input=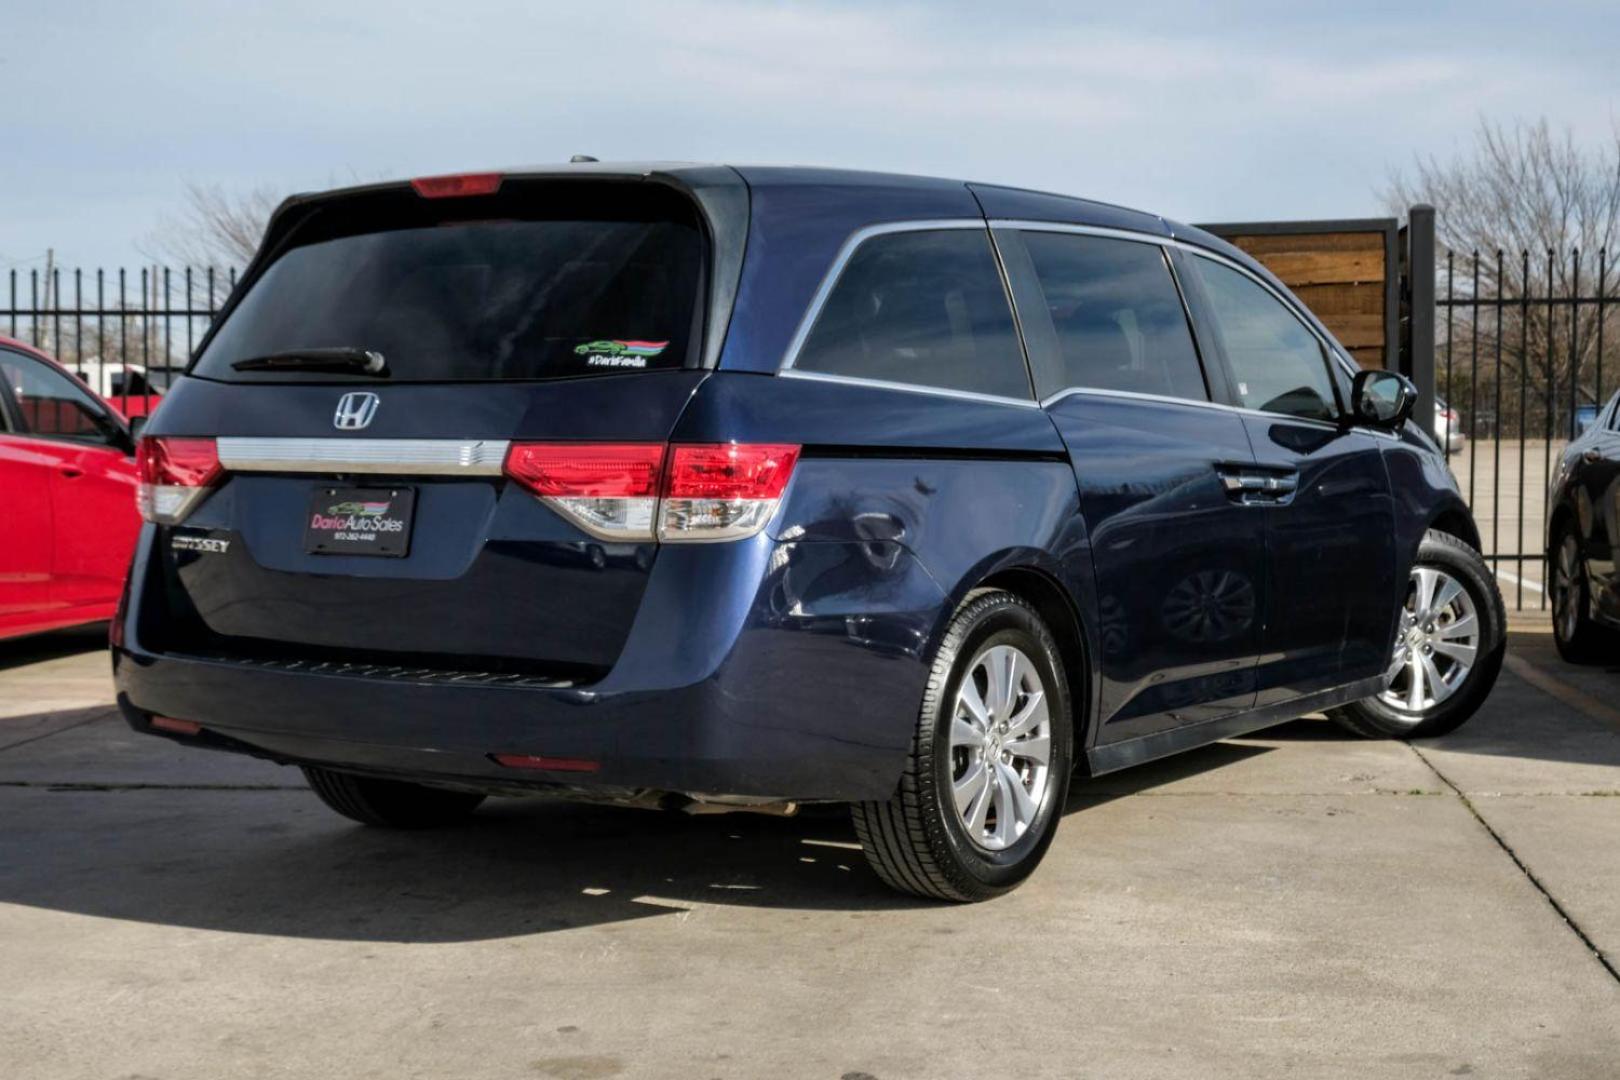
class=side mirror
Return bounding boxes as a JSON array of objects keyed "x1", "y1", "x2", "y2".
[
  {"x1": 108, "y1": 413, "x2": 145, "y2": 457},
  {"x1": 1349, "y1": 369, "x2": 1416, "y2": 430}
]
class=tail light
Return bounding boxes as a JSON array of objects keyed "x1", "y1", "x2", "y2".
[
  {"x1": 659, "y1": 444, "x2": 801, "y2": 541},
  {"x1": 136, "y1": 436, "x2": 223, "y2": 524},
  {"x1": 502, "y1": 442, "x2": 800, "y2": 543},
  {"x1": 503, "y1": 443, "x2": 665, "y2": 540}
]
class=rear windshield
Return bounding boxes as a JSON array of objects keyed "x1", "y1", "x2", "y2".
[{"x1": 191, "y1": 183, "x2": 705, "y2": 382}]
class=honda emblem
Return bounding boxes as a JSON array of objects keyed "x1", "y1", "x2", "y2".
[{"x1": 333, "y1": 392, "x2": 379, "y2": 431}]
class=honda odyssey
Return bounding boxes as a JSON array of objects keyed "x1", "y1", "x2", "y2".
[{"x1": 114, "y1": 164, "x2": 1504, "y2": 900}]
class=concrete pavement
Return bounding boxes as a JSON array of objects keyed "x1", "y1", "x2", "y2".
[{"x1": 2, "y1": 626, "x2": 1618, "y2": 1079}]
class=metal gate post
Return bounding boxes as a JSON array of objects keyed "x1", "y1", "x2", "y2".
[{"x1": 1405, "y1": 204, "x2": 1438, "y2": 441}]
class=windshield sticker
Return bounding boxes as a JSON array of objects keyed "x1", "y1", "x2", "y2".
[{"x1": 574, "y1": 339, "x2": 668, "y2": 369}]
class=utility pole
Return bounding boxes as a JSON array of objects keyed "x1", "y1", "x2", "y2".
[{"x1": 40, "y1": 248, "x2": 54, "y2": 354}]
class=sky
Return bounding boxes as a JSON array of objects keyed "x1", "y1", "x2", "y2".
[{"x1": 2, "y1": 0, "x2": 1617, "y2": 271}]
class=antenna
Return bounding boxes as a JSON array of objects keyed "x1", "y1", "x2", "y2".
[{"x1": 569, "y1": 155, "x2": 599, "y2": 163}]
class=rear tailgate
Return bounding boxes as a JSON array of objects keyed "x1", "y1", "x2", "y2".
[{"x1": 138, "y1": 176, "x2": 724, "y2": 681}]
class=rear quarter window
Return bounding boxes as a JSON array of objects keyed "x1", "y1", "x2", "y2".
[
  {"x1": 192, "y1": 184, "x2": 705, "y2": 383},
  {"x1": 790, "y1": 228, "x2": 1030, "y2": 400},
  {"x1": 1020, "y1": 231, "x2": 1207, "y2": 402}
]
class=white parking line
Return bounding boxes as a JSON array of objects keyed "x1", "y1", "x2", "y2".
[{"x1": 1495, "y1": 568, "x2": 1545, "y2": 594}]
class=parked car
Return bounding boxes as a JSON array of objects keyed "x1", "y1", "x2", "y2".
[
  {"x1": 1435, "y1": 396, "x2": 1466, "y2": 454},
  {"x1": 1548, "y1": 389, "x2": 1620, "y2": 661},
  {"x1": 0, "y1": 336, "x2": 143, "y2": 640},
  {"x1": 113, "y1": 165, "x2": 1504, "y2": 900},
  {"x1": 1572, "y1": 401, "x2": 1601, "y2": 439},
  {"x1": 68, "y1": 359, "x2": 167, "y2": 420}
]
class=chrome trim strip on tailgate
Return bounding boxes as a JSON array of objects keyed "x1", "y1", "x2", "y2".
[{"x1": 215, "y1": 437, "x2": 511, "y2": 475}]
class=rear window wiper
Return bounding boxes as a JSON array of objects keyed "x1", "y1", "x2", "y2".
[{"x1": 230, "y1": 348, "x2": 389, "y2": 376}]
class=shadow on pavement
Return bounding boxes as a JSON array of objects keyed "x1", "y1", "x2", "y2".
[
  {"x1": 0, "y1": 786, "x2": 928, "y2": 941},
  {"x1": 1067, "y1": 738, "x2": 1273, "y2": 803},
  {"x1": 13, "y1": 628, "x2": 1611, "y2": 942},
  {"x1": 0, "y1": 718, "x2": 1265, "y2": 943},
  {"x1": 0, "y1": 624, "x2": 108, "y2": 673}
]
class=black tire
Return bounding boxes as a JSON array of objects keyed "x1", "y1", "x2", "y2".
[
  {"x1": 1549, "y1": 524, "x2": 1619, "y2": 664},
  {"x1": 302, "y1": 766, "x2": 486, "y2": 828},
  {"x1": 1329, "y1": 530, "x2": 1505, "y2": 740},
  {"x1": 852, "y1": 589, "x2": 1074, "y2": 902}
]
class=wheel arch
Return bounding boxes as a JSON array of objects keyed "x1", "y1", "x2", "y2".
[
  {"x1": 1427, "y1": 504, "x2": 1481, "y2": 552},
  {"x1": 1546, "y1": 499, "x2": 1578, "y2": 553},
  {"x1": 974, "y1": 564, "x2": 1095, "y2": 760}
]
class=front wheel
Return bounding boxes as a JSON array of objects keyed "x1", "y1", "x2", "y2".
[
  {"x1": 1550, "y1": 527, "x2": 1618, "y2": 664},
  {"x1": 852, "y1": 589, "x2": 1074, "y2": 902},
  {"x1": 1329, "y1": 530, "x2": 1505, "y2": 740}
]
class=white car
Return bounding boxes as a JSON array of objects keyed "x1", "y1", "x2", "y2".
[{"x1": 1435, "y1": 396, "x2": 1466, "y2": 455}]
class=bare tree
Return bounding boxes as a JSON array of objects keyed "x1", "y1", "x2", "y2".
[
  {"x1": 1385, "y1": 118, "x2": 1620, "y2": 264},
  {"x1": 1383, "y1": 118, "x2": 1620, "y2": 435},
  {"x1": 141, "y1": 182, "x2": 282, "y2": 271}
]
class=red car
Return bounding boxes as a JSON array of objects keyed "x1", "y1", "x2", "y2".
[{"x1": 0, "y1": 337, "x2": 144, "y2": 640}]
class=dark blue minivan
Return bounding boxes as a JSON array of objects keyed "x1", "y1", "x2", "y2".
[{"x1": 114, "y1": 164, "x2": 1504, "y2": 900}]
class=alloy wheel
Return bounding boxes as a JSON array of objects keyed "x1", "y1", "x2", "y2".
[
  {"x1": 1552, "y1": 535, "x2": 1582, "y2": 644},
  {"x1": 948, "y1": 644, "x2": 1052, "y2": 851},
  {"x1": 1378, "y1": 565, "x2": 1480, "y2": 714}
]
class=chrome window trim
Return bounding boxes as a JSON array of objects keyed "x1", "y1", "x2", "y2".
[
  {"x1": 1039, "y1": 385, "x2": 1398, "y2": 440},
  {"x1": 1039, "y1": 385, "x2": 1232, "y2": 414},
  {"x1": 780, "y1": 368, "x2": 1041, "y2": 410},
  {"x1": 216, "y1": 437, "x2": 511, "y2": 475}
]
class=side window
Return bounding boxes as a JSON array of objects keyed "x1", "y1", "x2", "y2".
[
  {"x1": 793, "y1": 229, "x2": 1030, "y2": 399},
  {"x1": 1021, "y1": 232, "x2": 1207, "y2": 401},
  {"x1": 1190, "y1": 257, "x2": 1340, "y2": 422},
  {"x1": 0, "y1": 352, "x2": 118, "y2": 443}
]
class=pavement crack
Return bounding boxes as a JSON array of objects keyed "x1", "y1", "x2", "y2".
[
  {"x1": 1409, "y1": 742, "x2": 1620, "y2": 987},
  {"x1": 0, "y1": 710, "x2": 110, "y2": 754}
]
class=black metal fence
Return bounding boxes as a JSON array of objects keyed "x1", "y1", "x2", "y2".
[
  {"x1": 4, "y1": 246, "x2": 1607, "y2": 615},
  {"x1": 4, "y1": 265, "x2": 231, "y2": 411},
  {"x1": 1435, "y1": 247, "x2": 1617, "y2": 610}
]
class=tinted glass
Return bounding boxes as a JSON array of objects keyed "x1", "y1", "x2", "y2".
[
  {"x1": 1022, "y1": 232, "x2": 1206, "y2": 401},
  {"x1": 193, "y1": 189, "x2": 703, "y2": 383},
  {"x1": 1192, "y1": 257, "x2": 1339, "y2": 421},
  {"x1": 0, "y1": 353, "x2": 117, "y2": 442},
  {"x1": 794, "y1": 229, "x2": 1029, "y2": 399}
]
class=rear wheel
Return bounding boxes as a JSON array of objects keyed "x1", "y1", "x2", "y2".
[
  {"x1": 853, "y1": 589, "x2": 1074, "y2": 902},
  {"x1": 1550, "y1": 527, "x2": 1618, "y2": 664},
  {"x1": 303, "y1": 766, "x2": 486, "y2": 828},
  {"x1": 1329, "y1": 530, "x2": 1504, "y2": 739}
]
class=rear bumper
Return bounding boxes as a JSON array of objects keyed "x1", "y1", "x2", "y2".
[{"x1": 114, "y1": 529, "x2": 946, "y2": 801}]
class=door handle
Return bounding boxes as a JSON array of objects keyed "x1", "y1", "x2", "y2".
[
  {"x1": 1216, "y1": 464, "x2": 1298, "y2": 505},
  {"x1": 58, "y1": 466, "x2": 83, "y2": 479},
  {"x1": 1584, "y1": 448, "x2": 1603, "y2": 464}
]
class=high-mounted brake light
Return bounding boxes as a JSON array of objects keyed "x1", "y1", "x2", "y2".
[
  {"x1": 501, "y1": 442, "x2": 800, "y2": 543},
  {"x1": 409, "y1": 172, "x2": 504, "y2": 199},
  {"x1": 136, "y1": 436, "x2": 223, "y2": 525}
]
